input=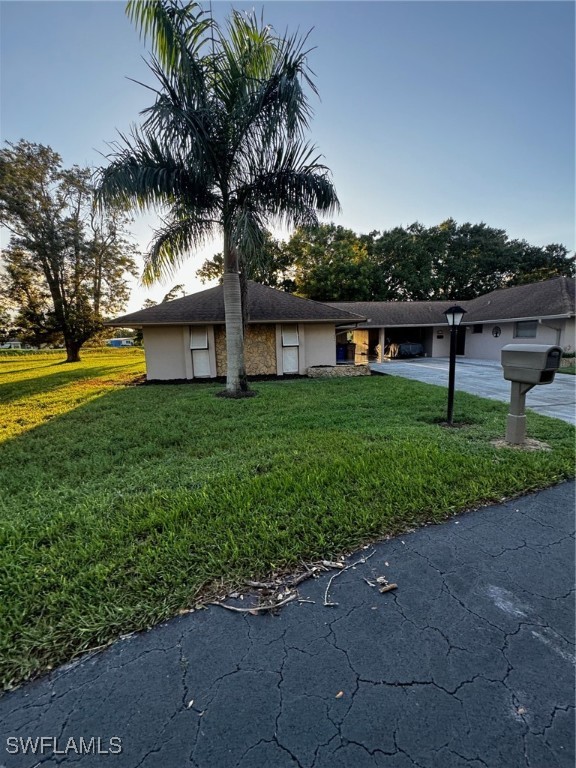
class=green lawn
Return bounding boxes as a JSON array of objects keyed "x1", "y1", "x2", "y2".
[
  {"x1": 1, "y1": 350, "x2": 574, "y2": 689},
  {"x1": 558, "y1": 365, "x2": 576, "y2": 375}
]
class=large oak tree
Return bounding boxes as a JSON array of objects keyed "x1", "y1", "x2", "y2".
[{"x1": 0, "y1": 141, "x2": 139, "y2": 361}]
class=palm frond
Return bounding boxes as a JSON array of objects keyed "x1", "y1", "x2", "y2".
[
  {"x1": 229, "y1": 207, "x2": 266, "y2": 266},
  {"x1": 233, "y1": 139, "x2": 340, "y2": 228},
  {"x1": 97, "y1": 127, "x2": 220, "y2": 214},
  {"x1": 138, "y1": 55, "x2": 217, "y2": 170},
  {"x1": 142, "y1": 212, "x2": 217, "y2": 285},
  {"x1": 126, "y1": 0, "x2": 213, "y2": 73}
]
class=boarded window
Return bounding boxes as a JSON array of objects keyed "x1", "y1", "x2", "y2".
[
  {"x1": 281, "y1": 325, "x2": 299, "y2": 373},
  {"x1": 514, "y1": 321, "x2": 538, "y2": 338},
  {"x1": 282, "y1": 347, "x2": 299, "y2": 373},
  {"x1": 190, "y1": 326, "x2": 210, "y2": 377},
  {"x1": 281, "y1": 326, "x2": 299, "y2": 347},
  {"x1": 190, "y1": 327, "x2": 208, "y2": 349}
]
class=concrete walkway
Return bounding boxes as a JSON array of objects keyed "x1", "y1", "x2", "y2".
[
  {"x1": 371, "y1": 358, "x2": 576, "y2": 424},
  {"x1": 1, "y1": 482, "x2": 574, "y2": 768}
]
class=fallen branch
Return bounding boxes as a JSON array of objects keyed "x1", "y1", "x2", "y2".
[
  {"x1": 288, "y1": 569, "x2": 317, "y2": 587},
  {"x1": 210, "y1": 593, "x2": 298, "y2": 614},
  {"x1": 245, "y1": 566, "x2": 318, "y2": 593},
  {"x1": 323, "y1": 550, "x2": 376, "y2": 607}
]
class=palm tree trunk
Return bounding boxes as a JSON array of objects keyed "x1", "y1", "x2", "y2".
[
  {"x1": 222, "y1": 272, "x2": 246, "y2": 393},
  {"x1": 220, "y1": 231, "x2": 249, "y2": 395}
]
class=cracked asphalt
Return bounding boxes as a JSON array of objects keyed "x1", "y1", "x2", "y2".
[{"x1": 1, "y1": 482, "x2": 574, "y2": 768}]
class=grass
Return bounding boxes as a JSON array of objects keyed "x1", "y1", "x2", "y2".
[
  {"x1": 0, "y1": 350, "x2": 574, "y2": 689},
  {"x1": 558, "y1": 365, "x2": 575, "y2": 375}
]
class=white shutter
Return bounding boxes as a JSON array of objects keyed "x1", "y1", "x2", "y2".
[
  {"x1": 282, "y1": 346, "x2": 299, "y2": 373},
  {"x1": 192, "y1": 349, "x2": 211, "y2": 377},
  {"x1": 190, "y1": 326, "x2": 208, "y2": 349},
  {"x1": 281, "y1": 326, "x2": 299, "y2": 347}
]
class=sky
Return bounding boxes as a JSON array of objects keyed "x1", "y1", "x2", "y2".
[{"x1": 1, "y1": 0, "x2": 574, "y2": 313}]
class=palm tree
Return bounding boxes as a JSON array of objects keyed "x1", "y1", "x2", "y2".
[{"x1": 99, "y1": 0, "x2": 339, "y2": 395}]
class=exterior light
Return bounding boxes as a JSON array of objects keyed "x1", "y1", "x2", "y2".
[
  {"x1": 443, "y1": 305, "x2": 467, "y2": 327},
  {"x1": 444, "y1": 305, "x2": 467, "y2": 424}
]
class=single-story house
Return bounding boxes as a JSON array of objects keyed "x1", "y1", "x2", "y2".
[
  {"x1": 107, "y1": 281, "x2": 366, "y2": 380},
  {"x1": 329, "y1": 276, "x2": 575, "y2": 363},
  {"x1": 108, "y1": 276, "x2": 575, "y2": 380}
]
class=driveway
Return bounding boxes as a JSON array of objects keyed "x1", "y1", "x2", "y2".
[
  {"x1": 371, "y1": 358, "x2": 576, "y2": 424},
  {"x1": 1, "y1": 482, "x2": 574, "y2": 768}
]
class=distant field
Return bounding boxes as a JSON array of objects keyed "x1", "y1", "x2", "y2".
[
  {"x1": 0, "y1": 348, "x2": 145, "y2": 442},
  {"x1": 1, "y1": 349, "x2": 574, "y2": 689}
]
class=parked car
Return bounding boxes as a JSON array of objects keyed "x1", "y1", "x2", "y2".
[
  {"x1": 106, "y1": 338, "x2": 134, "y2": 348},
  {"x1": 0, "y1": 341, "x2": 22, "y2": 349}
]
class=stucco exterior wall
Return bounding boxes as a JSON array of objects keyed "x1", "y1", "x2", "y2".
[
  {"x1": 143, "y1": 326, "x2": 188, "y2": 380},
  {"x1": 464, "y1": 321, "x2": 567, "y2": 360},
  {"x1": 431, "y1": 329, "x2": 451, "y2": 357},
  {"x1": 560, "y1": 317, "x2": 575, "y2": 353},
  {"x1": 214, "y1": 324, "x2": 277, "y2": 376},
  {"x1": 303, "y1": 324, "x2": 337, "y2": 368}
]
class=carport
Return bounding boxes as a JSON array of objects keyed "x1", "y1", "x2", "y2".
[{"x1": 328, "y1": 299, "x2": 461, "y2": 362}]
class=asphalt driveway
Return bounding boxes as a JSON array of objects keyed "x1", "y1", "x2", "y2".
[
  {"x1": 371, "y1": 358, "x2": 576, "y2": 424},
  {"x1": 1, "y1": 482, "x2": 574, "y2": 768}
]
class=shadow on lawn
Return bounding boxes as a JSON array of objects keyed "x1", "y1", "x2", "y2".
[
  {"x1": 0, "y1": 381, "x2": 215, "y2": 489},
  {"x1": 0, "y1": 362, "x2": 142, "y2": 405}
]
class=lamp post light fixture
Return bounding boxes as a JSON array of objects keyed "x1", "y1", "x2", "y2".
[{"x1": 443, "y1": 305, "x2": 467, "y2": 424}]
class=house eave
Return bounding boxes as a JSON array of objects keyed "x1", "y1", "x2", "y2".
[
  {"x1": 463, "y1": 313, "x2": 573, "y2": 325},
  {"x1": 105, "y1": 317, "x2": 366, "y2": 328}
]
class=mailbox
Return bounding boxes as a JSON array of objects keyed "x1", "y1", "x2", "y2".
[
  {"x1": 500, "y1": 344, "x2": 563, "y2": 444},
  {"x1": 501, "y1": 344, "x2": 562, "y2": 385}
]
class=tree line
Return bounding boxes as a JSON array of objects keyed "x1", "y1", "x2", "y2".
[{"x1": 197, "y1": 221, "x2": 574, "y2": 302}]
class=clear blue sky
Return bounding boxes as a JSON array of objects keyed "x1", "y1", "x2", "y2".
[{"x1": 1, "y1": 0, "x2": 574, "y2": 312}]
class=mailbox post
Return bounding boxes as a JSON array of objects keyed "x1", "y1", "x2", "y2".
[{"x1": 501, "y1": 344, "x2": 562, "y2": 444}]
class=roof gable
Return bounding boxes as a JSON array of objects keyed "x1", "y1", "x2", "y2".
[
  {"x1": 108, "y1": 281, "x2": 366, "y2": 327},
  {"x1": 464, "y1": 276, "x2": 575, "y2": 322}
]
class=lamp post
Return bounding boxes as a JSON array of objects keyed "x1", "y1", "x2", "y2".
[{"x1": 443, "y1": 305, "x2": 467, "y2": 425}]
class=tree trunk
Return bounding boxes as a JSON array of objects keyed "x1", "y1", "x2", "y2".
[
  {"x1": 222, "y1": 272, "x2": 248, "y2": 393},
  {"x1": 64, "y1": 339, "x2": 82, "y2": 363}
]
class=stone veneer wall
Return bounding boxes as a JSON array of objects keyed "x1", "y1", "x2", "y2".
[
  {"x1": 214, "y1": 324, "x2": 277, "y2": 376},
  {"x1": 307, "y1": 364, "x2": 371, "y2": 378}
]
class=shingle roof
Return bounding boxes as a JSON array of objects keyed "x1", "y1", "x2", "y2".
[
  {"x1": 329, "y1": 277, "x2": 575, "y2": 327},
  {"x1": 107, "y1": 281, "x2": 366, "y2": 327},
  {"x1": 463, "y1": 276, "x2": 575, "y2": 323},
  {"x1": 327, "y1": 300, "x2": 457, "y2": 327}
]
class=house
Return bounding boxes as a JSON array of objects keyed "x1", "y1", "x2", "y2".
[
  {"x1": 108, "y1": 276, "x2": 575, "y2": 380},
  {"x1": 107, "y1": 281, "x2": 366, "y2": 380},
  {"x1": 329, "y1": 277, "x2": 575, "y2": 363}
]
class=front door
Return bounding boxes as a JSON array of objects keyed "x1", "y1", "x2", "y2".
[{"x1": 456, "y1": 326, "x2": 466, "y2": 355}]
